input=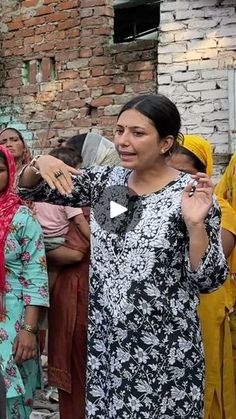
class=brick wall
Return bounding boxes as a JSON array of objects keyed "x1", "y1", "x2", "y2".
[
  {"x1": 158, "y1": 0, "x2": 236, "y2": 175},
  {"x1": 0, "y1": 0, "x2": 157, "y2": 150}
]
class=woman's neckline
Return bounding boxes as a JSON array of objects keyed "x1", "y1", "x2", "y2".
[{"x1": 124, "y1": 169, "x2": 188, "y2": 198}]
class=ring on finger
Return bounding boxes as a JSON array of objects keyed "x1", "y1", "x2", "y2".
[{"x1": 54, "y1": 170, "x2": 63, "y2": 179}]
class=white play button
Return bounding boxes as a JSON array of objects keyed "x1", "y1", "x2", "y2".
[
  {"x1": 93, "y1": 185, "x2": 143, "y2": 234},
  {"x1": 110, "y1": 201, "x2": 128, "y2": 219}
]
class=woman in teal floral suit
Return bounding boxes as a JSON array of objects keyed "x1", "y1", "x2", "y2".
[{"x1": 0, "y1": 145, "x2": 49, "y2": 418}]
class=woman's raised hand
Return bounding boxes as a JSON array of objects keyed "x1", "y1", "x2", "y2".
[
  {"x1": 181, "y1": 172, "x2": 214, "y2": 227},
  {"x1": 35, "y1": 155, "x2": 79, "y2": 195}
]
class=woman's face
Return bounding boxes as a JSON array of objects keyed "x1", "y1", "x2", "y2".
[
  {"x1": 0, "y1": 129, "x2": 25, "y2": 161},
  {"x1": 0, "y1": 158, "x2": 8, "y2": 194},
  {"x1": 167, "y1": 152, "x2": 197, "y2": 175},
  {"x1": 114, "y1": 109, "x2": 173, "y2": 171}
]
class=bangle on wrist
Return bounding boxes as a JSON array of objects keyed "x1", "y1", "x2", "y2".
[
  {"x1": 29, "y1": 155, "x2": 42, "y2": 176},
  {"x1": 20, "y1": 324, "x2": 38, "y2": 335}
]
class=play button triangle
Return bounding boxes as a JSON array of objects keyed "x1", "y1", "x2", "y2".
[{"x1": 110, "y1": 201, "x2": 128, "y2": 219}]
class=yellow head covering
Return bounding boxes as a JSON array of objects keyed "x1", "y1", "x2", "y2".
[{"x1": 182, "y1": 135, "x2": 213, "y2": 177}]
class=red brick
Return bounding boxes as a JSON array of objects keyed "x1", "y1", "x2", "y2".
[
  {"x1": 58, "y1": 70, "x2": 79, "y2": 79},
  {"x1": 43, "y1": 0, "x2": 57, "y2": 4},
  {"x1": 46, "y1": 11, "x2": 69, "y2": 22},
  {"x1": 79, "y1": 48, "x2": 92, "y2": 58},
  {"x1": 139, "y1": 71, "x2": 154, "y2": 81},
  {"x1": 65, "y1": 28, "x2": 80, "y2": 38},
  {"x1": 26, "y1": 16, "x2": 46, "y2": 27},
  {"x1": 87, "y1": 76, "x2": 111, "y2": 87},
  {"x1": 103, "y1": 84, "x2": 125, "y2": 95},
  {"x1": 81, "y1": 36, "x2": 108, "y2": 47},
  {"x1": 55, "y1": 39, "x2": 78, "y2": 50},
  {"x1": 34, "y1": 42, "x2": 55, "y2": 52},
  {"x1": 93, "y1": 6, "x2": 113, "y2": 17},
  {"x1": 79, "y1": 90, "x2": 90, "y2": 99},
  {"x1": 51, "y1": 121, "x2": 72, "y2": 129},
  {"x1": 5, "y1": 78, "x2": 22, "y2": 88},
  {"x1": 29, "y1": 61, "x2": 37, "y2": 84},
  {"x1": 93, "y1": 47, "x2": 104, "y2": 56},
  {"x1": 22, "y1": 0, "x2": 40, "y2": 7},
  {"x1": 80, "y1": 29, "x2": 93, "y2": 37},
  {"x1": 128, "y1": 61, "x2": 155, "y2": 72},
  {"x1": 55, "y1": 51, "x2": 78, "y2": 61},
  {"x1": 24, "y1": 34, "x2": 44, "y2": 45},
  {"x1": 37, "y1": 91, "x2": 57, "y2": 102},
  {"x1": 90, "y1": 56, "x2": 111, "y2": 66},
  {"x1": 3, "y1": 39, "x2": 23, "y2": 48},
  {"x1": 131, "y1": 83, "x2": 154, "y2": 93},
  {"x1": 8, "y1": 68, "x2": 22, "y2": 78},
  {"x1": 17, "y1": 28, "x2": 35, "y2": 38},
  {"x1": 63, "y1": 79, "x2": 84, "y2": 90},
  {"x1": 62, "y1": 91, "x2": 78, "y2": 100},
  {"x1": 42, "y1": 57, "x2": 51, "y2": 82},
  {"x1": 58, "y1": 0, "x2": 78, "y2": 10},
  {"x1": 79, "y1": 70, "x2": 91, "y2": 79},
  {"x1": 73, "y1": 117, "x2": 93, "y2": 127},
  {"x1": 8, "y1": 20, "x2": 24, "y2": 30},
  {"x1": 58, "y1": 18, "x2": 79, "y2": 31},
  {"x1": 36, "y1": 5, "x2": 54, "y2": 15},
  {"x1": 93, "y1": 28, "x2": 111, "y2": 36},
  {"x1": 81, "y1": 16, "x2": 108, "y2": 27},
  {"x1": 67, "y1": 99, "x2": 86, "y2": 108},
  {"x1": 100, "y1": 116, "x2": 117, "y2": 126},
  {"x1": 45, "y1": 31, "x2": 65, "y2": 41},
  {"x1": 35, "y1": 24, "x2": 55, "y2": 34},
  {"x1": 92, "y1": 67, "x2": 105, "y2": 77},
  {"x1": 80, "y1": 0, "x2": 105, "y2": 6},
  {"x1": 91, "y1": 97, "x2": 113, "y2": 107}
]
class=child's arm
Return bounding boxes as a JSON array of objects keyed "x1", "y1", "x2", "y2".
[
  {"x1": 73, "y1": 213, "x2": 90, "y2": 240},
  {"x1": 47, "y1": 246, "x2": 84, "y2": 266}
]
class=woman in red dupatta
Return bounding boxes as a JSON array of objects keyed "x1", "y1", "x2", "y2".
[
  {"x1": 0, "y1": 145, "x2": 49, "y2": 418},
  {"x1": 0, "y1": 146, "x2": 22, "y2": 316}
]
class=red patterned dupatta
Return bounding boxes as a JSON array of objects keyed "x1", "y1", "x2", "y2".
[{"x1": 0, "y1": 145, "x2": 22, "y2": 320}]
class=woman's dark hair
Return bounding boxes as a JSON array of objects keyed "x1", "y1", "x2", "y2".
[
  {"x1": 175, "y1": 146, "x2": 206, "y2": 173},
  {"x1": 66, "y1": 134, "x2": 87, "y2": 157},
  {"x1": 0, "y1": 150, "x2": 7, "y2": 165},
  {"x1": 49, "y1": 146, "x2": 82, "y2": 168},
  {"x1": 118, "y1": 94, "x2": 182, "y2": 156}
]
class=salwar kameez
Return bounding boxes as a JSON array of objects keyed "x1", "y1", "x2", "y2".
[
  {"x1": 0, "y1": 206, "x2": 49, "y2": 419},
  {"x1": 19, "y1": 166, "x2": 228, "y2": 419}
]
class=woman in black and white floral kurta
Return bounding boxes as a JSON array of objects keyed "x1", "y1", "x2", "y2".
[{"x1": 18, "y1": 95, "x2": 228, "y2": 418}]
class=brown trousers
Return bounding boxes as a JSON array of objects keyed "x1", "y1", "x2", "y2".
[{"x1": 48, "y1": 219, "x2": 89, "y2": 419}]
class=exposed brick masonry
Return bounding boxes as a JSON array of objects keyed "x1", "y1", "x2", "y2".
[
  {"x1": 0, "y1": 0, "x2": 157, "y2": 149},
  {"x1": 158, "y1": 0, "x2": 236, "y2": 176}
]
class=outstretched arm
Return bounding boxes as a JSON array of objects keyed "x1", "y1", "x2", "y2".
[{"x1": 18, "y1": 155, "x2": 79, "y2": 194}]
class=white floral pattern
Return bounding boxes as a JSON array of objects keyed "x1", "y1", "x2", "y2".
[{"x1": 19, "y1": 166, "x2": 228, "y2": 419}]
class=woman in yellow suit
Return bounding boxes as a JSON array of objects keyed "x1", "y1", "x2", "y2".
[
  {"x1": 215, "y1": 152, "x2": 236, "y2": 417},
  {"x1": 169, "y1": 135, "x2": 236, "y2": 419}
]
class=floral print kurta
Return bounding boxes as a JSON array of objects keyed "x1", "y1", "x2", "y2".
[
  {"x1": 0, "y1": 206, "x2": 49, "y2": 405},
  {"x1": 19, "y1": 166, "x2": 228, "y2": 419}
]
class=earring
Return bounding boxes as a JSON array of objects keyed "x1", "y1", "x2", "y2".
[{"x1": 161, "y1": 149, "x2": 165, "y2": 154}]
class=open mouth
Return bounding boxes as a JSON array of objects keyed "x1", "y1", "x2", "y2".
[{"x1": 119, "y1": 151, "x2": 137, "y2": 158}]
